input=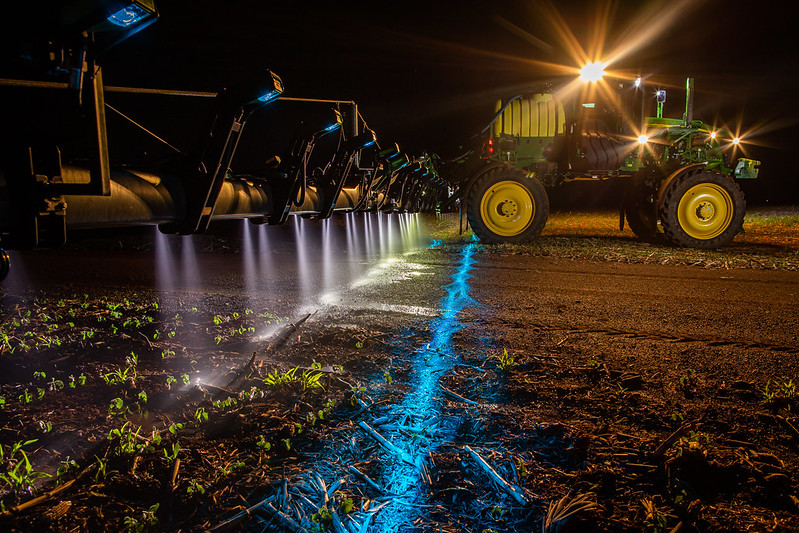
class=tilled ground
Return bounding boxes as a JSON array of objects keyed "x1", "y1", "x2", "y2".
[{"x1": 1, "y1": 210, "x2": 798, "y2": 532}]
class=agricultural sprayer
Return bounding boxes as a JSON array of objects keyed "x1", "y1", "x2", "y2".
[
  {"x1": 441, "y1": 63, "x2": 759, "y2": 248},
  {"x1": 0, "y1": 0, "x2": 447, "y2": 282}
]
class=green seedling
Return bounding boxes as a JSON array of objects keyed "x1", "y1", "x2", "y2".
[
  {"x1": 300, "y1": 369, "x2": 324, "y2": 390},
  {"x1": 312, "y1": 505, "x2": 333, "y2": 527},
  {"x1": 674, "y1": 431, "x2": 710, "y2": 457},
  {"x1": 56, "y1": 457, "x2": 78, "y2": 485},
  {"x1": 123, "y1": 503, "x2": 159, "y2": 533},
  {"x1": 0, "y1": 439, "x2": 51, "y2": 495},
  {"x1": 108, "y1": 397, "x2": 129, "y2": 417},
  {"x1": 108, "y1": 422, "x2": 146, "y2": 455},
  {"x1": 193, "y1": 407, "x2": 208, "y2": 424},
  {"x1": 164, "y1": 442, "x2": 180, "y2": 463},
  {"x1": 493, "y1": 348, "x2": 516, "y2": 371},
  {"x1": 187, "y1": 479, "x2": 205, "y2": 496},
  {"x1": 264, "y1": 367, "x2": 298, "y2": 387},
  {"x1": 94, "y1": 457, "x2": 108, "y2": 481},
  {"x1": 256, "y1": 436, "x2": 272, "y2": 451},
  {"x1": 340, "y1": 496, "x2": 354, "y2": 514},
  {"x1": 103, "y1": 366, "x2": 131, "y2": 386},
  {"x1": 212, "y1": 396, "x2": 238, "y2": 410}
]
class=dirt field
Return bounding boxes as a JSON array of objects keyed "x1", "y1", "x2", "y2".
[{"x1": 0, "y1": 207, "x2": 797, "y2": 532}]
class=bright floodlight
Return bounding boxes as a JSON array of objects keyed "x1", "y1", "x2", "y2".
[
  {"x1": 733, "y1": 137, "x2": 740, "y2": 144},
  {"x1": 638, "y1": 135, "x2": 648, "y2": 144},
  {"x1": 710, "y1": 131, "x2": 717, "y2": 139},
  {"x1": 579, "y1": 62, "x2": 606, "y2": 83}
]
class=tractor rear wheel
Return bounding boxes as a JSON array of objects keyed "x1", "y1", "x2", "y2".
[
  {"x1": 467, "y1": 168, "x2": 548, "y2": 243},
  {"x1": 0, "y1": 249, "x2": 9, "y2": 282},
  {"x1": 660, "y1": 169, "x2": 745, "y2": 249}
]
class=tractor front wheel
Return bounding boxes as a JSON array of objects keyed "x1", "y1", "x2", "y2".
[
  {"x1": 660, "y1": 169, "x2": 745, "y2": 249},
  {"x1": 0, "y1": 249, "x2": 9, "y2": 283},
  {"x1": 467, "y1": 168, "x2": 548, "y2": 243}
]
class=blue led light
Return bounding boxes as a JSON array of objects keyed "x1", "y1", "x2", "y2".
[
  {"x1": 363, "y1": 140, "x2": 376, "y2": 148},
  {"x1": 257, "y1": 90, "x2": 280, "y2": 103},
  {"x1": 324, "y1": 123, "x2": 341, "y2": 132},
  {"x1": 107, "y1": 4, "x2": 148, "y2": 27}
]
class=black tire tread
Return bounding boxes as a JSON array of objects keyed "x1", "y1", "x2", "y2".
[
  {"x1": 659, "y1": 169, "x2": 745, "y2": 249},
  {"x1": 467, "y1": 167, "x2": 549, "y2": 244}
]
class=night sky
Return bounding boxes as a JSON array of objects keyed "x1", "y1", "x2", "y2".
[{"x1": 11, "y1": 0, "x2": 799, "y2": 203}]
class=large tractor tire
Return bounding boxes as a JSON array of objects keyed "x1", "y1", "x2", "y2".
[
  {"x1": 0, "y1": 249, "x2": 9, "y2": 282},
  {"x1": 659, "y1": 169, "x2": 745, "y2": 249},
  {"x1": 467, "y1": 167, "x2": 548, "y2": 244},
  {"x1": 624, "y1": 174, "x2": 663, "y2": 244}
]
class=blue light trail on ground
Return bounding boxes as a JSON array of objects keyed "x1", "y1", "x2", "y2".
[{"x1": 373, "y1": 242, "x2": 477, "y2": 532}]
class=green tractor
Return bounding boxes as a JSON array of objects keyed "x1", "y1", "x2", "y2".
[{"x1": 446, "y1": 75, "x2": 759, "y2": 249}]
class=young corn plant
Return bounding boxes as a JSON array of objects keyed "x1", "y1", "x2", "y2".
[
  {"x1": 123, "y1": 503, "x2": 159, "y2": 533},
  {"x1": 0, "y1": 439, "x2": 52, "y2": 496},
  {"x1": 300, "y1": 369, "x2": 325, "y2": 390},
  {"x1": 108, "y1": 422, "x2": 144, "y2": 456},
  {"x1": 264, "y1": 367, "x2": 299, "y2": 387},
  {"x1": 193, "y1": 407, "x2": 208, "y2": 424},
  {"x1": 493, "y1": 348, "x2": 517, "y2": 372},
  {"x1": 55, "y1": 457, "x2": 78, "y2": 485},
  {"x1": 163, "y1": 442, "x2": 180, "y2": 463}
]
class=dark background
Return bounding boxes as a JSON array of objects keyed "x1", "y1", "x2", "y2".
[{"x1": 6, "y1": 0, "x2": 799, "y2": 205}]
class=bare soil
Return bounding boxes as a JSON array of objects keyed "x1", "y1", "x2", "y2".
[{"x1": 0, "y1": 208, "x2": 798, "y2": 532}]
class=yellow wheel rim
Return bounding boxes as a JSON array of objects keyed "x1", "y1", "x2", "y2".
[
  {"x1": 677, "y1": 183, "x2": 734, "y2": 240},
  {"x1": 479, "y1": 180, "x2": 535, "y2": 237}
]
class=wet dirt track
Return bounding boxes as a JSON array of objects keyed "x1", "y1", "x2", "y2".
[{"x1": 2, "y1": 217, "x2": 799, "y2": 532}]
